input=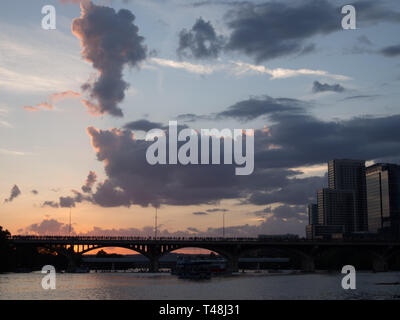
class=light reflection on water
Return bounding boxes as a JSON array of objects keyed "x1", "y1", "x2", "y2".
[{"x1": 0, "y1": 271, "x2": 399, "y2": 300}]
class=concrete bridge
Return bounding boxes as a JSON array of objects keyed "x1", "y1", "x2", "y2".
[{"x1": 8, "y1": 236, "x2": 400, "y2": 272}]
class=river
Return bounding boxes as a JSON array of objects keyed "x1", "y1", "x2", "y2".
[{"x1": 0, "y1": 271, "x2": 399, "y2": 300}]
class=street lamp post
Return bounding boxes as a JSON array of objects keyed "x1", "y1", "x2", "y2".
[
  {"x1": 223, "y1": 211, "x2": 225, "y2": 238},
  {"x1": 155, "y1": 207, "x2": 158, "y2": 239}
]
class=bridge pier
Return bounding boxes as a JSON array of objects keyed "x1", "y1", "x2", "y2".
[
  {"x1": 149, "y1": 256, "x2": 159, "y2": 273},
  {"x1": 66, "y1": 253, "x2": 82, "y2": 272},
  {"x1": 372, "y1": 255, "x2": 388, "y2": 272},
  {"x1": 227, "y1": 256, "x2": 239, "y2": 273},
  {"x1": 300, "y1": 256, "x2": 315, "y2": 273}
]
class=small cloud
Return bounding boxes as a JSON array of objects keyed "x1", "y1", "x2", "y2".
[
  {"x1": 124, "y1": 119, "x2": 164, "y2": 131},
  {"x1": 37, "y1": 102, "x2": 54, "y2": 110},
  {"x1": 312, "y1": 81, "x2": 345, "y2": 93},
  {"x1": 49, "y1": 90, "x2": 81, "y2": 103},
  {"x1": 177, "y1": 17, "x2": 225, "y2": 60},
  {"x1": 23, "y1": 106, "x2": 40, "y2": 112},
  {"x1": 4, "y1": 185, "x2": 21, "y2": 203},
  {"x1": 206, "y1": 208, "x2": 228, "y2": 213},
  {"x1": 341, "y1": 95, "x2": 380, "y2": 101},
  {"x1": 358, "y1": 35, "x2": 373, "y2": 46},
  {"x1": 82, "y1": 171, "x2": 97, "y2": 193},
  {"x1": 0, "y1": 120, "x2": 13, "y2": 128},
  {"x1": 42, "y1": 201, "x2": 59, "y2": 208},
  {"x1": 380, "y1": 44, "x2": 400, "y2": 57},
  {"x1": 192, "y1": 211, "x2": 208, "y2": 215},
  {"x1": 0, "y1": 148, "x2": 33, "y2": 156}
]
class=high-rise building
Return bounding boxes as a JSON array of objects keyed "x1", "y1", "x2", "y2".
[
  {"x1": 366, "y1": 163, "x2": 400, "y2": 238},
  {"x1": 317, "y1": 188, "x2": 356, "y2": 233},
  {"x1": 328, "y1": 159, "x2": 368, "y2": 231},
  {"x1": 307, "y1": 203, "x2": 318, "y2": 225}
]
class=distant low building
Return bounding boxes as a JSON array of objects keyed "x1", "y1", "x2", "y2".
[{"x1": 306, "y1": 225, "x2": 344, "y2": 240}]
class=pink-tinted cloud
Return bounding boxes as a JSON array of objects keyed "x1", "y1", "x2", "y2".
[
  {"x1": 23, "y1": 106, "x2": 40, "y2": 112},
  {"x1": 37, "y1": 102, "x2": 54, "y2": 110},
  {"x1": 23, "y1": 90, "x2": 80, "y2": 113},
  {"x1": 49, "y1": 90, "x2": 81, "y2": 103},
  {"x1": 72, "y1": 1, "x2": 147, "y2": 117}
]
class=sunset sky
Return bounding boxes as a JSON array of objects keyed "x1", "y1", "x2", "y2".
[{"x1": 1, "y1": 0, "x2": 400, "y2": 240}]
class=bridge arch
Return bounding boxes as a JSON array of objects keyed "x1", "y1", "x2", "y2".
[
  {"x1": 78, "y1": 245, "x2": 149, "y2": 258},
  {"x1": 160, "y1": 244, "x2": 231, "y2": 260}
]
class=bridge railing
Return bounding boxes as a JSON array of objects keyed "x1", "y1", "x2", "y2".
[
  {"x1": 7, "y1": 235, "x2": 311, "y2": 242},
  {"x1": 8, "y1": 235, "x2": 263, "y2": 241}
]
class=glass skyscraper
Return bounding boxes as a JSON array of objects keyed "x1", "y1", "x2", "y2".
[
  {"x1": 328, "y1": 159, "x2": 368, "y2": 232},
  {"x1": 366, "y1": 163, "x2": 400, "y2": 238}
]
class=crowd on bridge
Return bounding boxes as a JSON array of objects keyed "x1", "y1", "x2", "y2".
[
  {"x1": 8, "y1": 235, "x2": 312, "y2": 242},
  {"x1": 9, "y1": 235, "x2": 262, "y2": 241}
]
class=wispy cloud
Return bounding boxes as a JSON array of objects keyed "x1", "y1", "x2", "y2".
[
  {"x1": 0, "y1": 120, "x2": 13, "y2": 128},
  {"x1": 230, "y1": 61, "x2": 351, "y2": 81},
  {"x1": 149, "y1": 58, "x2": 351, "y2": 81},
  {"x1": 0, "y1": 24, "x2": 89, "y2": 93},
  {"x1": 150, "y1": 57, "x2": 218, "y2": 75},
  {"x1": 0, "y1": 148, "x2": 34, "y2": 156}
]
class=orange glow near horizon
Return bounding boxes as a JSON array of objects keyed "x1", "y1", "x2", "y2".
[{"x1": 83, "y1": 247, "x2": 217, "y2": 256}]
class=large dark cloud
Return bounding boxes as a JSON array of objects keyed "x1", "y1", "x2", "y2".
[
  {"x1": 38, "y1": 91, "x2": 400, "y2": 231},
  {"x1": 72, "y1": 1, "x2": 147, "y2": 117},
  {"x1": 82, "y1": 96, "x2": 400, "y2": 210},
  {"x1": 181, "y1": 94, "x2": 400, "y2": 171},
  {"x1": 177, "y1": 17, "x2": 225, "y2": 59},
  {"x1": 312, "y1": 81, "x2": 345, "y2": 93},
  {"x1": 87, "y1": 126, "x2": 246, "y2": 207},
  {"x1": 179, "y1": 0, "x2": 400, "y2": 62},
  {"x1": 4, "y1": 185, "x2": 21, "y2": 203},
  {"x1": 253, "y1": 113, "x2": 400, "y2": 170},
  {"x1": 380, "y1": 44, "x2": 400, "y2": 57},
  {"x1": 224, "y1": 0, "x2": 337, "y2": 62}
]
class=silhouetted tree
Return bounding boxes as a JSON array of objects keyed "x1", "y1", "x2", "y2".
[{"x1": 0, "y1": 226, "x2": 13, "y2": 272}]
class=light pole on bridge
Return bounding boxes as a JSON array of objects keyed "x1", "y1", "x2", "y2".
[
  {"x1": 223, "y1": 211, "x2": 225, "y2": 238},
  {"x1": 154, "y1": 207, "x2": 158, "y2": 239}
]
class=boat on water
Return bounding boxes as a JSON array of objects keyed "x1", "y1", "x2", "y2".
[
  {"x1": 67, "y1": 266, "x2": 90, "y2": 273},
  {"x1": 174, "y1": 257, "x2": 229, "y2": 280}
]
